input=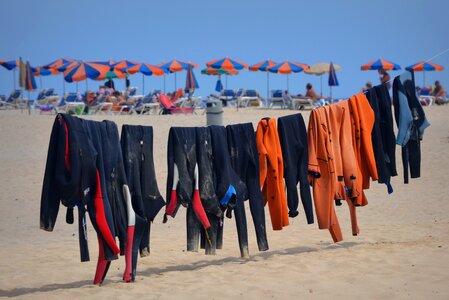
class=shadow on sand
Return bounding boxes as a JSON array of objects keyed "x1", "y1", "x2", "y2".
[{"x1": 0, "y1": 241, "x2": 361, "y2": 297}]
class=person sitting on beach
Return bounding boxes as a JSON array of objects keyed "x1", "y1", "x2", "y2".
[
  {"x1": 432, "y1": 81, "x2": 447, "y2": 105},
  {"x1": 305, "y1": 83, "x2": 320, "y2": 102},
  {"x1": 378, "y1": 68, "x2": 391, "y2": 89}
]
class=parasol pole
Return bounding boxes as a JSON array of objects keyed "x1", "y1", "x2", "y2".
[
  {"x1": 142, "y1": 74, "x2": 145, "y2": 95},
  {"x1": 267, "y1": 72, "x2": 270, "y2": 106},
  {"x1": 13, "y1": 69, "x2": 16, "y2": 90},
  {"x1": 86, "y1": 79, "x2": 88, "y2": 92},
  {"x1": 76, "y1": 81, "x2": 79, "y2": 93},
  {"x1": 226, "y1": 74, "x2": 228, "y2": 90},
  {"x1": 174, "y1": 72, "x2": 177, "y2": 90},
  {"x1": 40, "y1": 77, "x2": 43, "y2": 90},
  {"x1": 423, "y1": 70, "x2": 426, "y2": 87},
  {"x1": 286, "y1": 74, "x2": 289, "y2": 92},
  {"x1": 320, "y1": 74, "x2": 323, "y2": 97},
  {"x1": 163, "y1": 74, "x2": 166, "y2": 93},
  {"x1": 62, "y1": 76, "x2": 65, "y2": 96}
]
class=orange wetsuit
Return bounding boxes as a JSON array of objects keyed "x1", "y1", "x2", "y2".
[
  {"x1": 256, "y1": 118, "x2": 289, "y2": 230},
  {"x1": 348, "y1": 93, "x2": 378, "y2": 206},
  {"x1": 308, "y1": 108, "x2": 343, "y2": 242}
]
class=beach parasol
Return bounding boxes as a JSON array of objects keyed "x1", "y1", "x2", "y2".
[
  {"x1": 1, "y1": 59, "x2": 19, "y2": 90},
  {"x1": 206, "y1": 57, "x2": 247, "y2": 71},
  {"x1": 328, "y1": 62, "x2": 339, "y2": 99},
  {"x1": 25, "y1": 60, "x2": 37, "y2": 114},
  {"x1": 158, "y1": 59, "x2": 198, "y2": 91},
  {"x1": 268, "y1": 61, "x2": 309, "y2": 91},
  {"x1": 43, "y1": 58, "x2": 76, "y2": 95},
  {"x1": 405, "y1": 61, "x2": 444, "y2": 87},
  {"x1": 360, "y1": 59, "x2": 401, "y2": 71},
  {"x1": 249, "y1": 60, "x2": 277, "y2": 101},
  {"x1": 201, "y1": 68, "x2": 238, "y2": 92},
  {"x1": 305, "y1": 62, "x2": 342, "y2": 96},
  {"x1": 185, "y1": 64, "x2": 199, "y2": 93},
  {"x1": 33, "y1": 66, "x2": 58, "y2": 89},
  {"x1": 124, "y1": 63, "x2": 165, "y2": 95},
  {"x1": 63, "y1": 61, "x2": 110, "y2": 92}
]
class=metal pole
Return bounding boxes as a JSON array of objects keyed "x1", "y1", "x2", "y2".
[
  {"x1": 76, "y1": 81, "x2": 78, "y2": 93},
  {"x1": 142, "y1": 74, "x2": 145, "y2": 95},
  {"x1": 267, "y1": 72, "x2": 270, "y2": 105},
  {"x1": 226, "y1": 74, "x2": 228, "y2": 90},
  {"x1": 423, "y1": 71, "x2": 426, "y2": 87},
  {"x1": 287, "y1": 74, "x2": 289, "y2": 92},
  {"x1": 163, "y1": 74, "x2": 166, "y2": 93},
  {"x1": 40, "y1": 77, "x2": 43, "y2": 90},
  {"x1": 63, "y1": 76, "x2": 65, "y2": 95},
  {"x1": 320, "y1": 75, "x2": 323, "y2": 97},
  {"x1": 13, "y1": 69, "x2": 16, "y2": 90},
  {"x1": 174, "y1": 72, "x2": 177, "y2": 91},
  {"x1": 86, "y1": 79, "x2": 88, "y2": 91}
]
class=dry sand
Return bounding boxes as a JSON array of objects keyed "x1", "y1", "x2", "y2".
[{"x1": 0, "y1": 105, "x2": 448, "y2": 299}]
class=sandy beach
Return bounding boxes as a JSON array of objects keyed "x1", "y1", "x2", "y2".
[{"x1": 0, "y1": 105, "x2": 448, "y2": 299}]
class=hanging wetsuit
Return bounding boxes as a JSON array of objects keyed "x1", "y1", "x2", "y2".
[
  {"x1": 41, "y1": 114, "x2": 121, "y2": 285},
  {"x1": 208, "y1": 125, "x2": 247, "y2": 256},
  {"x1": 277, "y1": 114, "x2": 314, "y2": 223},
  {"x1": 226, "y1": 123, "x2": 269, "y2": 254},
  {"x1": 392, "y1": 71, "x2": 430, "y2": 183},
  {"x1": 256, "y1": 118, "x2": 289, "y2": 230},
  {"x1": 121, "y1": 125, "x2": 165, "y2": 256},
  {"x1": 165, "y1": 127, "x2": 211, "y2": 252},
  {"x1": 347, "y1": 93, "x2": 378, "y2": 206},
  {"x1": 366, "y1": 84, "x2": 397, "y2": 193}
]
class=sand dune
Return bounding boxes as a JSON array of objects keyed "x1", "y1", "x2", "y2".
[{"x1": 0, "y1": 105, "x2": 448, "y2": 299}]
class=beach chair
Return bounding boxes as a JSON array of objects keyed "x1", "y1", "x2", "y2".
[
  {"x1": 238, "y1": 89, "x2": 262, "y2": 107},
  {"x1": 132, "y1": 94, "x2": 159, "y2": 115},
  {"x1": 55, "y1": 93, "x2": 85, "y2": 115},
  {"x1": 89, "y1": 94, "x2": 113, "y2": 114},
  {"x1": 285, "y1": 94, "x2": 317, "y2": 110},
  {"x1": 267, "y1": 90, "x2": 285, "y2": 108},
  {"x1": 159, "y1": 94, "x2": 194, "y2": 115},
  {"x1": 0, "y1": 90, "x2": 22, "y2": 109}
]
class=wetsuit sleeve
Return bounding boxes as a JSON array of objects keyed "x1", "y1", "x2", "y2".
[
  {"x1": 40, "y1": 116, "x2": 64, "y2": 231},
  {"x1": 297, "y1": 115, "x2": 314, "y2": 224},
  {"x1": 307, "y1": 111, "x2": 320, "y2": 180},
  {"x1": 256, "y1": 121, "x2": 267, "y2": 189}
]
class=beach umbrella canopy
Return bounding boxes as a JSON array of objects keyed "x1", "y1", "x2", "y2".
[
  {"x1": 405, "y1": 61, "x2": 444, "y2": 72},
  {"x1": 201, "y1": 68, "x2": 238, "y2": 75},
  {"x1": 33, "y1": 66, "x2": 58, "y2": 76},
  {"x1": 328, "y1": 62, "x2": 339, "y2": 87},
  {"x1": 42, "y1": 58, "x2": 75, "y2": 71},
  {"x1": 92, "y1": 60, "x2": 117, "y2": 68},
  {"x1": 361, "y1": 59, "x2": 401, "y2": 70},
  {"x1": 113, "y1": 60, "x2": 139, "y2": 72},
  {"x1": 63, "y1": 61, "x2": 110, "y2": 82},
  {"x1": 305, "y1": 62, "x2": 342, "y2": 75},
  {"x1": 19, "y1": 58, "x2": 26, "y2": 88},
  {"x1": 405, "y1": 61, "x2": 444, "y2": 86},
  {"x1": 159, "y1": 59, "x2": 198, "y2": 73},
  {"x1": 185, "y1": 65, "x2": 199, "y2": 92},
  {"x1": 328, "y1": 62, "x2": 339, "y2": 99},
  {"x1": 249, "y1": 60, "x2": 277, "y2": 71},
  {"x1": 126, "y1": 63, "x2": 165, "y2": 76},
  {"x1": 206, "y1": 57, "x2": 247, "y2": 71},
  {"x1": 25, "y1": 61, "x2": 37, "y2": 91},
  {"x1": 268, "y1": 61, "x2": 309, "y2": 74},
  {"x1": 0, "y1": 59, "x2": 19, "y2": 70},
  {"x1": 95, "y1": 68, "x2": 127, "y2": 80},
  {"x1": 215, "y1": 79, "x2": 223, "y2": 92}
]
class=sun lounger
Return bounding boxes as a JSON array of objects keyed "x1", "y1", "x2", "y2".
[
  {"x1": 0, "y1": 90, "x2": 22, "y2": 109},
  {"x1": 159, "y1": 94, "x2": 194, "y2": 114},
  {"x1": 237, "y1": 89, "x2": 262, "y2": 108},
  {"x1": 267, "y1": 90, "x2": 285, "y2": 108},
  {"x1": 55, "y1": 93, "x2": 85, "y2": 115}
]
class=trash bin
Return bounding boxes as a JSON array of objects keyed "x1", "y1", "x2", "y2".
[{"x1": 206, "y1": 99, "x2": 224, "y2": 126}]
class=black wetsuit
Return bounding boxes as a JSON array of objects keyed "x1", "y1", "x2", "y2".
[
  {"x1": 226, "y1": 123, "x2": 269, "y2": 254},
  {"x1": 277, "y1": 114, "x2": 314, "y2": 224},
  {"x1": 121, "y1": 125, "x2": 165, "y2": 256}
]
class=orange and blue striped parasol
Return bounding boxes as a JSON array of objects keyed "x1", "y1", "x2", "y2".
[
  {"x1": 185, "y1": 64, "x2": 199, "y2": 92},
  {"x1": 361, "y1": 59, "x2": 401, "y2": 70},
  {"x1": 206, "y1": 57, "x2": 247, "y2": 71}
]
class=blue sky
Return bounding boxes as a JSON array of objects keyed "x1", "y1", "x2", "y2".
[{"x1": 1, "y1": 0, "x2": 448, "y2": 99}]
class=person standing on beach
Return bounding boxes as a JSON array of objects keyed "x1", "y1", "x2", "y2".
[{"x1": 378, "y1": 68, "x2": 391, "y2": 89}]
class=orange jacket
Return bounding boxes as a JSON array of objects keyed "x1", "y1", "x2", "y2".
[
  {"x1": 308, "y1": 108, "x2": 343, "y2": 242},
  {"x1": 348, "y1": 93, "x2": 378, "y2": 206},
  {"x1": 256, "y1": 118, "x2": 289, "y2": 230}
]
